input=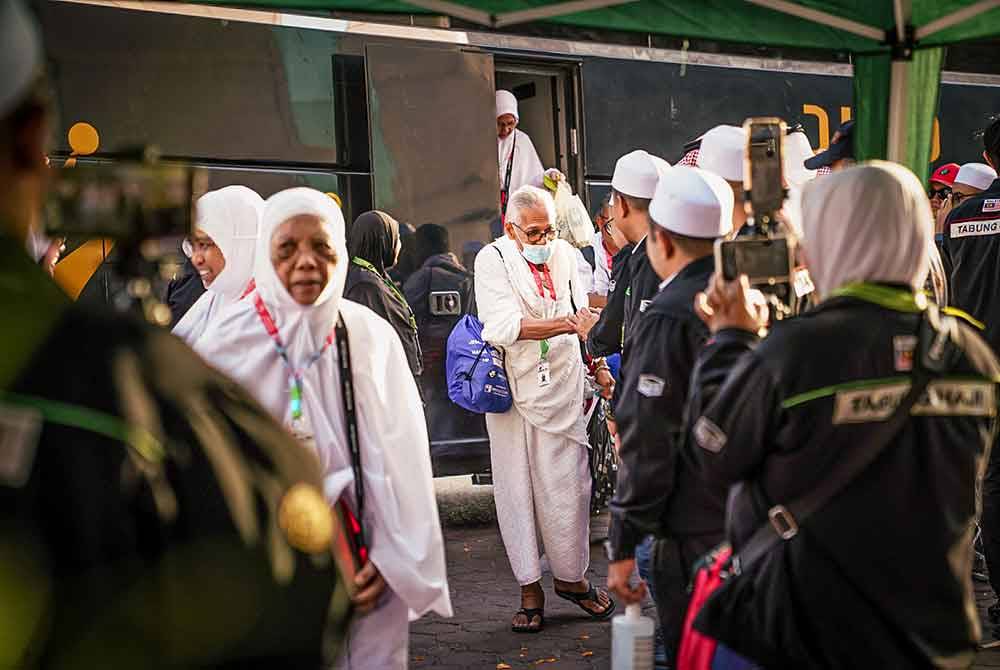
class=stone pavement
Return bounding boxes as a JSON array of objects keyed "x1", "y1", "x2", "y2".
[{"x1": 417, "y1": 477, "x2": 1000, "y2": 669}]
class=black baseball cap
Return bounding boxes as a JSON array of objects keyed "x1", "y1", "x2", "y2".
[{"x1": 804, "y1": 121, "x2": 854, "y2": 170}]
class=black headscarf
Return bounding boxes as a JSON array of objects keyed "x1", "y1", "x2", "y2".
[{"x1": 347, "y1": 210, "x2": 400, "y2": 275}]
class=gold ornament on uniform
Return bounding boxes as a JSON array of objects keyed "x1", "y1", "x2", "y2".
[{"x1": 278, "y1": 483, "x2": 334, "y2": 554}]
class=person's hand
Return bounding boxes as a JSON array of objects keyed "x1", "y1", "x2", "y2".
[
  {"x1": 694, "y1": 274, "x2": 769, "y2": 334},
  {"x1": 595, "y1": 367, "x2": 614, "y2": 400},
  {"x1": 544, "y1": 168, "x2": 565, "y2": 183},
  {"x1": 351, "y1": 560, "x2": 387, "y2": 614},
  {"x1": 607, "y1": 558, "x2": 646, "y2": 606},
  {"x1": 567, "y1": 307, "x2": 600, "y2": 341}
]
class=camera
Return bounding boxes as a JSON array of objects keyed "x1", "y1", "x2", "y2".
[
  {"x1": 45, "y1": 150, "x2": 208, "y2": 324},
  {"x1": 714, "y1": 117, "x2": 799, "y2": 317}
]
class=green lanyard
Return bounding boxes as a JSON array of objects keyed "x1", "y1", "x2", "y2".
[
  {"x1": 351, "y1": 257, "x2": 418, "y2": 331},
  {"x1": 830, "y1": 282, "x2": 927, "y2": 313},
  {"x1": 0, "y1": 391, "x2": 165, "y2": 463}
]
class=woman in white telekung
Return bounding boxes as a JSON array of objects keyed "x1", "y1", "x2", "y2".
[
  {"x1": 475, "y1": 184, "x2": 616, "y2": 633},
  {"x1": 196, "y1": 188, "x2": 451, "y2": 668},
  {"x1": 173, "y1": 185, "x2": 263, "y2": 345}
]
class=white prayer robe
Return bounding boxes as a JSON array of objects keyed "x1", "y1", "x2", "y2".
[
  {"x1": 196, "y1": 188, "x2": 451, "y2": 670},
  {"x1": 498, "y1": 128, "x2": 545, "y2": 195},
  {"x1": 474, "y1": 235, "x2": 591, "y2": 584},
  {"x1": 591, "y1": 230, "x2": 613, "y2": 298},
  {"x1": 173, "y1": 186, "x2": 262, "y2": 345}
]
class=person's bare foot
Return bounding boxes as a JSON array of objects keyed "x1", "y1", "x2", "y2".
[
  {"x1": 553, "y1": 578, "x2": 614, "y2": 617},
  {"x1": 511, "y1": 581, "x2": 545, "y2": 633}
]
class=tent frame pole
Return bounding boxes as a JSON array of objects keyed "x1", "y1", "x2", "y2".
[
  {"x1": 405, "y1": 0, "x2": 639, "y2": 28},
  {"x1": 916, "y1": 0, "x2": 1000, "y2": 39},
  {"x1": 886, "y1": 0, "x2": 912, "y2": 164},
  {"x1": 741, "y1": 0, "x2": 884, "y2": 40}
]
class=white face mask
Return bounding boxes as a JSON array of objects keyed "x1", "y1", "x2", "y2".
[{"x1": 521, "y1": 242, "x2": 553, "y2": 265}]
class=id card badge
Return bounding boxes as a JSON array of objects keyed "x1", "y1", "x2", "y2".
[
  {"x1": 794, "y1": 268, "x2": 815, "y2": 298},
  {"x1": 537, "y1": 359, "x2": 552, "y2": 387}
]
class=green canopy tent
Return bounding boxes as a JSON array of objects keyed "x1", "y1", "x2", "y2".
[{"x1": 195, "y1": 0, "x2": 1000, "y2": 181}]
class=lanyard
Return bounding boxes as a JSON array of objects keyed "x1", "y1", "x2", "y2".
[
  {"x1": 252, "y1": 293, "x2": 368, "y2": 562},
  {"x1": 601, "y1": 240, "x2": 615, "y2": 272},
  {"x1": 238, "y1": 278, "x2": 256, "y2": 300},
  {"x1": 351, "y1": 257, "x2": 418, "y2": 331},
  {"x1": 253, "y1": 294, "x2": 336, "y2": 421},
  {"x1": 500, "y1": 131, "x2": 517, "y2": 222},
  {"x1": 528, "y1": 262, "x2": 557, "y2": 301},
  {"x1": 830, "y1": 282, "x2": 927, "y2": 313}
]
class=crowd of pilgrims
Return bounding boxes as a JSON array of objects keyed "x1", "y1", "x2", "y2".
[{"x1": 6, "y1": 0, "x2": 1000, "y2": 662}]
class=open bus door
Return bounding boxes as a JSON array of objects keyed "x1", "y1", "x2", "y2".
[{"x1": 365, "y1": 43, "x2": 497, "y2": 477}]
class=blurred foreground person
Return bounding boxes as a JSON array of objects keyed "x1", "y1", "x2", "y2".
[
  {"x1": 172, "y1": 186, "x2": 262, "y2": 345},
  {"x1": 476, "y1": 185, "x2": 614, "y2": 633},
  {"x1": 345, "y1": 210, "x2": 423, "y2": 383},
  {"x1": 196, "y1": 188, "x2": 451, "y2": 669},
  {"x1": 686, "y1": 162, "x2": 999, "y2": 667},
  {"x1": 0, "y1": 4, "x2": 350, "y2": 668}
]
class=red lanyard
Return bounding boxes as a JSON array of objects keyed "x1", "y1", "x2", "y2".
[
  {"x1": 528, "y1": 262, "x2": 557, "y2": 300},
  {"x1": 238, "y1": 278, "x2": 256, "y2": 300},
  {"x1": 253, "y1": 293, "x2": 336, "y2": 421},
  {"x1": 601, "y1": 240, "x2": 615, "y2": 272}
]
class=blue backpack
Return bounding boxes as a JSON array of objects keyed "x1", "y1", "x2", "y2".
[{"x1": 446, "y1": 314, "x2": 512, "y2": 414}]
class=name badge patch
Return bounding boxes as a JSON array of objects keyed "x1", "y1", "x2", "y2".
[
  {"x1": 637, "y1": 374, "x2": 665, "y2": 398},
  {"x1": 693, "y1": 416, "x2": 727, "y2": 453},
  {"x1": 984, "y1": 199, "x2": 1000, "y2": 213},
  {"x1": 832, "y1": 380, "x2": 996, "y2": 424},
  {"x1": 639, "y1": 299, "x2": 652, "y2": 313},
  {"x1": 893, "y1": 335, "x2": 917, "y2": 372},
  {"x1": 537, "y1": 359, "x2": 551, "y2": 387},
  {"x1": 950, "y1": 219, "x2": 1000, "y2": 239}
]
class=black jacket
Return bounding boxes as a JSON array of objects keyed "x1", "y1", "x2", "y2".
[
  {"x1": 609, "y1": 255, "x2": 723, "y2": 558},
  {"x1": 164, "y1": 257, "x2": 206, "y2": 327},
  {"x1": 345, "y1": 264, "x2": 423, "y2": 379},
  {"x1": 686, "y1": 290, "x2": 999, "y2": 668},
  {"x1": 587, "y1": 243, "x2": 634, "y2": 358},
  {"x1": 403, "y1": 253, "x2": 473, "y2": 367},
  {"x1": 943, "y1": 177, "x2": 1000, "y2": 350},
  {"x1": 622, "y1": 237, "x2": 662, "y2": 355}
]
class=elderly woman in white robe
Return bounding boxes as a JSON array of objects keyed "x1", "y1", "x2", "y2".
[
  {"x1": 173, "y1": 185, "x2": 262, "y2": 345},
  {"x1": 475, "y1": 184, "x2": 615, "y2": 633},
  {"x1": 196, "y1": 188, "x2": 451, "y2": 669}
]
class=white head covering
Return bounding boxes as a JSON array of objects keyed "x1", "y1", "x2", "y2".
[
  {"x1": 172, "y1": 186, "x2": 263, "y2": 345},
  {"x1": 955, "y1": 162, "x2": 998, "y2": 191},
  {"x1": 612, "y1": 150, "x2": 670, "y2": 199},
  {"x1": 496, "y1": 90, "x2": 519, "y2": 122},
  {"x1": 800, "y1": 161, "x2": 931, "y2": 298},
  {"x1": 0, "y1": 0, "x2": 42, "y2": 118},
  {"x1": 195, "y1": 187, "x2": 451, "y2": 620},
  {"x1": 697, "y1": 125, "x2": 746, "y2": 182},
  {"x1": 650, "y1": 166, "x2": 734, "y2": 239},
  {"x1": 254, "y1": 188, "x2": 350, "y2": 344}
]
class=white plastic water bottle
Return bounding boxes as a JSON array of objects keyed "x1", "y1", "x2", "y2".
[{"x1": 611, "y1": 603, "x2": 655, "y2": 670}]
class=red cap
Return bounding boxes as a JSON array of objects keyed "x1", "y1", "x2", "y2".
[{"x1": 930, "y1": 163, "x2": 960, "y2": 186}]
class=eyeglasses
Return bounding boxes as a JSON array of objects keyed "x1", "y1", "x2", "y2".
[
  {"x1": 929, "y1": 187, "x2": 951, "y2": 201},
  {"x1": 512, "y1": 222, "x2": 557, "y2": 244}
]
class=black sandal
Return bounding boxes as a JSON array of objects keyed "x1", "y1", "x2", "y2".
[
  {"x1": 511, "y1": 607, "x2": 545, "y2": 633},
  {"x1": 554, "y1": 584, "x2": 616, "y2": 620}
]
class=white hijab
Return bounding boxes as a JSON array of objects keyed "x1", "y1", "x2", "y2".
[
  {"x1": 196, "y1": 188, "x2": 452, "y2": 620},
  {"x1": 173, "y1": 186, "x2": 263, "y2": 345},
  {"x1": 800, "y1": 161, "x2": 931, "y2": 298}
]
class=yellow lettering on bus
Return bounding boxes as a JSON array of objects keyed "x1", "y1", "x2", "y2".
[{"x1": 802, "y1": 104, "x2": 830, "y2": 150}]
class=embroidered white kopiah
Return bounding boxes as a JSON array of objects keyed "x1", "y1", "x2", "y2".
[
  {"x1": 832, "y1": 380, "x2": 997, "y2": 424},
  {"x1": 951, "y1": 219, "x2": 1000, "y2": 238},
  {"x1": 637, "y1": 373, "x2": 666, "y2": 398},
  {"x1": 693, "y1": 416, "x2": 727, "y2": 453}
]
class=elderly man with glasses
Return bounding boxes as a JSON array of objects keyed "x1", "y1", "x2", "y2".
[{"x1": 474, "y1": 184, "x2": 616, "y2": 634}]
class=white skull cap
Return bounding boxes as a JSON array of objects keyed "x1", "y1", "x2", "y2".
[
  {"x1": 955, "y1": 162, "x2": 998, "y2": 191},
  {"x1": 697, "y1": 125, "x2": 747, "y2": 182},
  {"x1": 611, "y1": 149, "x2": 671, "y2": 199},
  {"x1": 650, "y1": 165, "x2": 734, "y2": 239}
]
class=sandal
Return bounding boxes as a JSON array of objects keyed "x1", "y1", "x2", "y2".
[
  {"x1": 554, "y1": 583, "x2": 616, "y2": 620},
  {"x1": 511, "y1": 607, "x2": 545, "y2": 634}
]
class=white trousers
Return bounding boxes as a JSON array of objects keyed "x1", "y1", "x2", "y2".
[
  {"x1": 334, "y1": 589, "x2": 409, "y2": 669},
  {"x1": 486, "y1": 408, "x2": 592, "y2": 586}
]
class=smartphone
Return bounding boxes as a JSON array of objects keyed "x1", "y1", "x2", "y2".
[
  {"x1": 743, "y1": 117, "x2": 787, "y2": 220},
  {"x1": 714, "y1": 236, "x2": 794, "y2": 285}
]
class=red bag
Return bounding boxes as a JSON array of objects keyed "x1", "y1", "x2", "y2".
[{"x1": 677, "y1": 545, "x2": 730, "y2": 669}]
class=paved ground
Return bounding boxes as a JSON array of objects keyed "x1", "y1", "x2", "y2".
[{"x1": 418, "y1": 476, "x2": 1000, "y2": 669}]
